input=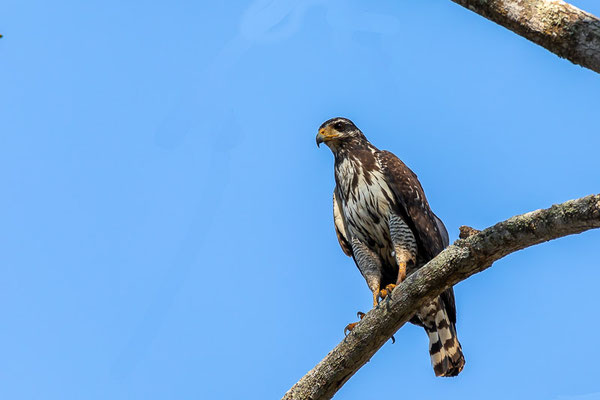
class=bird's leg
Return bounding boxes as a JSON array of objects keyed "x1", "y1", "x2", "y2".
[
  {"x1": 345, "y1": 238, "x2": 383, "y2": 333},
  {"x1": 394, "y1": 245, "x2": 415, "y2": 286},
  {"x1": 396, "y1": 261, "x2": 407, "y2": 285},
  {"x1": 388, "y1": 212, "x2": 417, "y2": 289},
  {"x1": 394, "y1": 246, "x2": 413, "y2": 282},
  {"x1": 378, "y1": 257, "x2": 409, "y2": 300}
]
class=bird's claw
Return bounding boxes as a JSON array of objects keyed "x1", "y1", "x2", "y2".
[
  {"x1": 378, "y1": 284, "x2": 397, "y2": 301},
  {"x1": 344, "y1": 311, "x2": 366, "y2": 335},
  {"x1": 344, "y1": 309, "x2": 395, "y2": 344},
  {"x1": 344, "y1": 322, "x2": 358, "y2": 336}
]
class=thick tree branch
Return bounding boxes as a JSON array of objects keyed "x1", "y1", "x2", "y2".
[
  {"x1": 450, "y1": 0, "x2": 600, "y2": 73},
  {"x1": 283, "y1": 194, "x2": 600, "y2": 400}
]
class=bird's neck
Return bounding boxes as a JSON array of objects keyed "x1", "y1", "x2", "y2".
[
  {"x1": 333, "y1": 139, "x2": 379, "y2": 197},
  {"x1": 331, "y1": 137, "x2": 375, "y2": 161}
]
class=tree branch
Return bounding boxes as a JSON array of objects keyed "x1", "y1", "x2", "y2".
[
  {"x1": 283, "y1": 194, "x2": 600, "y2": 400},
  {"x1": 450, "y1": 0, "x2": 600, "y2": 74}
]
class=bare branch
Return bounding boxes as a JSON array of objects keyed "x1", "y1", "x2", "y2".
[
  {"x1": 450, "y1": 0, "x2": 600, "y2": 74},
  {"x1": 283, "y1": 194, "x2": 600, "y2": 400}
]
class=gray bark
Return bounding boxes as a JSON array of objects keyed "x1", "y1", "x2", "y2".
[
  {"x1": 283, "y1": 194, "x2": 600, "y2": 400},
  {"x1": 451, "y1": 0, "x2": 600, "y2": 73}
]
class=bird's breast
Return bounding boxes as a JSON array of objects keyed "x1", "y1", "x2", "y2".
[{"x1": 336, "y1": 159, "x2": 395, "y2": 250}]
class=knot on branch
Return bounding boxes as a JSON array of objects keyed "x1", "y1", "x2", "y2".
[{"x1": 459, "y1": 225, "x2": 481, "y2": 239}]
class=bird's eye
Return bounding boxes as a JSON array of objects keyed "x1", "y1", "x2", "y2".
[{"x1": 334, "y1": 122, "x2": 344, "y2": 131}]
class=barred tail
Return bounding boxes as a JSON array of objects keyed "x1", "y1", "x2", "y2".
[{"x1": 426, "y1": 307, "x2": 465, "y2": 377}]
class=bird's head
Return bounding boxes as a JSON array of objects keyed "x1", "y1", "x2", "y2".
[{"x1": 316, "y1": 117, "x2": 364, "y2": 150}]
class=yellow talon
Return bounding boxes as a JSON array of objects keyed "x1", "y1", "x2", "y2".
[
  {"x1": 344, "y1": 311, "x2": 366, "y2": 335},
  {"x1": 344, "y1": 322, "x2": 358, "y2": 336},
  {"x1": 379, "y1": 283, "x2": 397, "y2": 301}
]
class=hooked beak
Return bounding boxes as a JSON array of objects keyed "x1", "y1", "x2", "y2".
[
  {"x1": 316, "y1": 132, "x2": 324, "y2": 147},
  {"x1": 316, "y1": 127, "x2": 338, "y2": 148}
]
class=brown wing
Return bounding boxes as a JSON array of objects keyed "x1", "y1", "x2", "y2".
[
  {"x1": 377, "y1": 150, "x2": 445, "y2": 258},
  {"x1": 377, "y1": 150, "x2": 456, "y2": 323},
  {"x1": 333, "y1": 189, "x2": 352, "y2": 257}
]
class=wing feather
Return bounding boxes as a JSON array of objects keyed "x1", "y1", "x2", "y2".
[
  {"x1": 377, "y1": 150, "x2": 445, "y2": 258},
  {"x1": 377, "y1": 150, "x2": 457, "y2": 323}
]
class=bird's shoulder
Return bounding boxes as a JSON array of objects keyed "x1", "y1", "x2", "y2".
[{"x1": 374, "y1": 150, "x2": 425, "y2": 198}]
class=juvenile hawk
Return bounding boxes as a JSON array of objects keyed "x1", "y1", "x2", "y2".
[{"x1": 316, "y1": 117, "x2": 465, "y2": 377}]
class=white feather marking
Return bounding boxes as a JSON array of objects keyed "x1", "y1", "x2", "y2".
[{"x1": 436, "y1": 312, "x2": 453, "y2": 344}]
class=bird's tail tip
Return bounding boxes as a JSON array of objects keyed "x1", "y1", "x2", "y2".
[
  {"x1": 429, "y1": 331, "x2": 465, "y2": 377},
  {"x1": 427, "y1": 313, "x2": 465, "y2": 377}
]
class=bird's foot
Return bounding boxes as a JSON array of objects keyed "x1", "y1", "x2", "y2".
[
  {"x1": 378, "y1": 284, "x2": 398, "y2": 344},
  {"x1": 343, "y1": 309, "x2": 396, "y2": 344},
  {"x1": 344, "y1": 311, "x2": 366, "y2": 336},
  {"x1": 378, "y1": 284, "x2": 397, "y2": 301}
]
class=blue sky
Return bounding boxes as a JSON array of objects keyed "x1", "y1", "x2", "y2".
[{"x1": 2, "y1": 1, "x2": 600, "y2": 399}]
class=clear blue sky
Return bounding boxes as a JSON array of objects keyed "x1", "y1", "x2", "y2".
[{"x1": 2, "y1": 1, "x2": 600, "y2": 399}]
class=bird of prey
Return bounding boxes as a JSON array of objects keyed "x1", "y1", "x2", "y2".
[{"x1": 316, "y1": 117, "x2": 465, "y2": 377}]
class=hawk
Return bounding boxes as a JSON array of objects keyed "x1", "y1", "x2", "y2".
[{"x1": 316, "y1": 117, "x2": 465, "y2": 377}]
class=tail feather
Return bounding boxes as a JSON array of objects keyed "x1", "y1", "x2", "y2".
[{"x1": 426, "y1": 306, "x2": 465, "y2": 377}]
